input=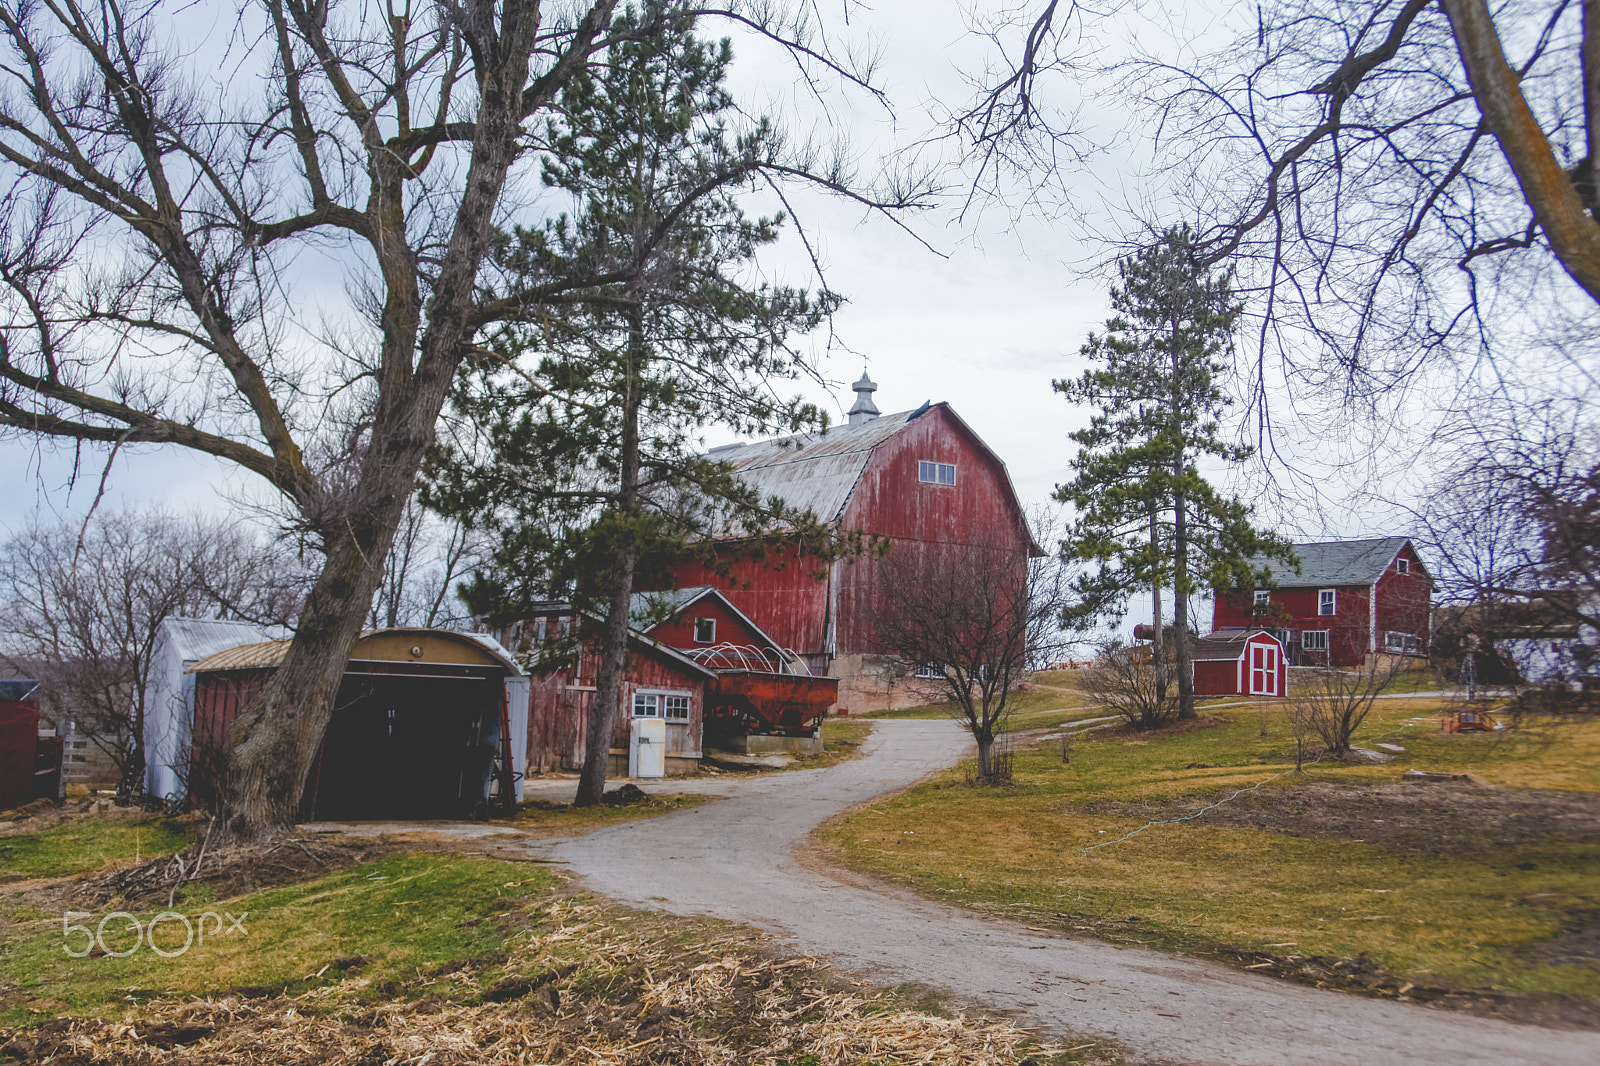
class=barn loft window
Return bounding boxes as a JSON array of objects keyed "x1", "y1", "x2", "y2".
[
  {"x1": 1303, "y1": 630, "x2": 1329, "y2": 652},
  {"x1": 1396, "y1": 558, "x2": 1410, "y2": 575},
  {"x1": 1253, "y1": 590, "x2": 1270, "y2": 607},
  {"x1": 1318, "y1": 589, "x2": 1337, "y2": 615},
  {"x1": 918, "y1": 460, "x2": 956, "y2": 485},
  {"x1": 693, "y1": 617, "x2": 716, "y2": 644}
]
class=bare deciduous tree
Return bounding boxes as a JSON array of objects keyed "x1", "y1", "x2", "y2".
[
  {"x1": 1285, "y1": 655, "x2": 1407, "y2": 760},
  {"x1": 1419, "y1": 407, "x2": 1599, "y2": 692},
  {"x1": 0, "y1": 508, "x2": 301, "y2": 798},
  {"x1": 970, "y1": 2, "x2": 1600, "y2": 409},
  {"x1": 0, "y1": 0, "x2": 914, "y2": 835},
  {"x1": 1079, "y1": 640, "x2": 1180, "y2": 730},
  {"x1": 868, "y1": 529, "x2": 1071, "y2": 784},
  {"x1": 368, "y1": 497, "x2": 484, "y2": 631}
]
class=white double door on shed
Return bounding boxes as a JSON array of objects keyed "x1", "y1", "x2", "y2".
[{"x1": 1244, "y1": 642, "x2": 1280, "y2": 696}]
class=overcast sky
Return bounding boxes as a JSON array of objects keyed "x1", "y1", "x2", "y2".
[{"x1": 0, "y1": 0, "x2": 1430, "y2": 567}]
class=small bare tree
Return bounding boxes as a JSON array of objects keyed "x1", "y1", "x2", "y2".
[
  {"x1": 869, "y1": 528, "x2": 1071, "y2": 784},
  {"x1": 0, "y1": 509, "x2": 302, "y2": 798},
  {"x1": 1080, "y1": 640, "x2": 1180, "y2": 730},
  {"x1": 1285, "y1": 656, "x2": 1408, "y2": 760}
]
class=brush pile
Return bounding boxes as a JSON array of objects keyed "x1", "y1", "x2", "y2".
[
  {"x1": 76, "y1": 834, "x2": 368, "y2": 912},
  {"x1": 1, "y1": 901, "x2": 1071, "y2": 1065}
]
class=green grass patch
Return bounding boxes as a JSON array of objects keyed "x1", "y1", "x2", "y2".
[
  {"x1": 0, "y1": 853, "x2": 558, "y2": 1025},
  {"x1": 0, "y1": 818, "x2": 192, "y2": 884},
  {"x1": 821, "y1": 704, "x2": 1600, "y2": 1005}
]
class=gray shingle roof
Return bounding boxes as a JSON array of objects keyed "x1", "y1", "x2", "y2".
[
  {"x1": 707, "y1": 411, "x2": 920, "y2": 525},
  {"x1": 0, "y1": 679, "x2": 38, "y2": 701},
  {"x1": 1191, "y1": 629, "x2": 1281, "y2": 661},
  {"x1": 629, "y1": 587, "x2": 714, "y2": 630},
  {"x1": 1254, "y1": 537, "x2": 1416, "y2": 588}
]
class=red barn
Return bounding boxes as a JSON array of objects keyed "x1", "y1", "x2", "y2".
[
  {"x1": 667, "y1": 377, "x2": 1040, "y2": 712},
  {"x1": 1212, "y1": 537, "x2": 1433, "y2": 667},
  {"x1": 1191, "y1": 630, "x2": 1288, "y2": 697},
  {"x1": 505, "y1": 587, "x2": 837, "y2": 777}
]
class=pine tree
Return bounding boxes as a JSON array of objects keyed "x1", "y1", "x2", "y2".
[
  {"x1": 427, "y1": 11, "x2": 843, "y2": 805},
  {"x1": 1055, "y1": 225, "x2": 1294, "y2": 719}
]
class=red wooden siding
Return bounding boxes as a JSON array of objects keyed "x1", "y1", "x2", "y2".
[
  {"x1": 668, "y1": 549, "x2": 830, "y2": 658},
  {"x1": 1192, "y1": 660, "x2": 1236, "y2": 696},
  {"x1": 0, "y1": 697, "x2": 40, "y2": 810},
  {"x1": 525, "y1": 644, "x2": 706, "y2": 772},
  {"x1": 835, "y1": 409, "x2": 1031, "y2": 656},
  {"x1": 647, "y1": 596, "x2": 775, "y2": 657},
  {"x1": 1374, "y1": 543, "x2": 1432, "y2": 652},
  {"x1": 1191, "y1": 633, "x2": 1288, "y2": 696},
  {"x1": 667, "y1": 406, "x2": 1033, "y2": 664},
  {"x1": 1215, "y1": 583, "x2": 1374, "y2": 667}
]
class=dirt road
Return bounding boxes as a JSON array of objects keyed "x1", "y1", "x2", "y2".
[{"x1": 529, "y1": 720, "x2": 1600, "y2": 1066}]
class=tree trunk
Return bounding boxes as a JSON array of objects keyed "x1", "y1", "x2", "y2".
[
  {"x1": 225, "y1": 498, "x2": 408, "y2": 835},
  {"x1": 574, "y1": 307, "x2": 645, "y2": 808},
  {"x1": 1174, "y1": 489, "x2": 1195, "y2": 720},
  {"x1": 574, "y1": 545, "x2": 638, "y2": 807},
  {"x1": 975, "y1": 730, "x2": 994, "y2": 781},
  {"x1": 1150, "y1": 504, "x2": 1166, "y2": 704}
]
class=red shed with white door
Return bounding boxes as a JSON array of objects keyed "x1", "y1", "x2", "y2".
[{"x1": 1191, "y1": 630, "x2": 1287, "y2": 697}]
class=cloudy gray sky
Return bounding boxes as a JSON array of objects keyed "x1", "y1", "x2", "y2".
[{"x1": 0, "y1": 0, "x2": 1432, "y2": 564}]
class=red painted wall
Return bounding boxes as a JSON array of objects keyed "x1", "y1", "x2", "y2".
[
  {"x1": 668, "y1": 406, "x2": 1033, "y2": 662},
  {"x1": 668, "y1": 548, "x2": 829, "y2": 658},
  {"x1": 836, "y1": 408, "x2": 1031, "y2": 656},
  {"x1": 1193, "y1": 660, "x2": 1236, "y2": 696},
  {"x1": 0, "y1": 698, "x2": 40, "y2": 810},
  {"x1": 1214, "y1": 584, "x2": 1374, "y2": 667},
  {"x1": 1374, "y1": 543, "x2": 1432, "y2": 651},
  {"x1": 525, "y1": 640, "x2": 706, "y2": 772},
  {"x1": 646, "y1": 596, "x2": 775, "y2": 657}
]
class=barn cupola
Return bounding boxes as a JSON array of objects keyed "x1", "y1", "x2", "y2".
[{"x1": 847, "y1": 372, "x2": 880, "y2": 426}]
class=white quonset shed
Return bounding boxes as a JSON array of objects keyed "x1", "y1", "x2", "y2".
[{"x1": 142, "y1": 617, "x2": 289, "y2": 803}]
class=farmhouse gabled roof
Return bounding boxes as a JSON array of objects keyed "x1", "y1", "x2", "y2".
[
  {"x1": 1252, "y1": 537, "x2": 1419, "y2": 588},
  {"x1": 0, "y1": 679, "x2": 38, "y2": 701}
]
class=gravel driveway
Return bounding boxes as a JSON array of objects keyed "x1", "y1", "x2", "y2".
[{"x1": 527, "y1": 719, "x2": 1600, "y2": 1066}]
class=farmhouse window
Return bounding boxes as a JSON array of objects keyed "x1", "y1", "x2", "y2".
[
  {"x1": 633, "y1": 690, "x2": 693, "y2": 720},
  {"x1": 1253, "y1": 590, "x2": 1271, "y2": 607},
  {"x1": 1396, "y1": 558, "x2": 1409, "y2": 575},
  {"x1": 1303, "y1": 630, "x2": 1329, "y2": 652},
  {"x1": 914, "y1": 661, "x2": 943, "y2": 679},
  {"x1": 918, "y1": 460, "x2": 957, "y2": 486},
  {"x1": 1318, "y1": 589, "x2": 1337, "y2": 615},
  {"x1": 693, "y1": 617, "x2": 716, "y2": 644},
  {"x1": 1385, "y1": 631, "x2": 1420, "y2": 655}
]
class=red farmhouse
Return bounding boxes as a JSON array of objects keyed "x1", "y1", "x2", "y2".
[
  {"x1": 1190, "y1": 630, "x2": 1288, "y2": 697},
  {"x1": 505, "y1": 587, "x2": 837, "y2": 776},
  {"x1": 1212, "y1": 537, "x2": 1433, "y2": 668},
  {"x1": 668, "y1": 376, "x2": 1040, "y2": 713}
]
